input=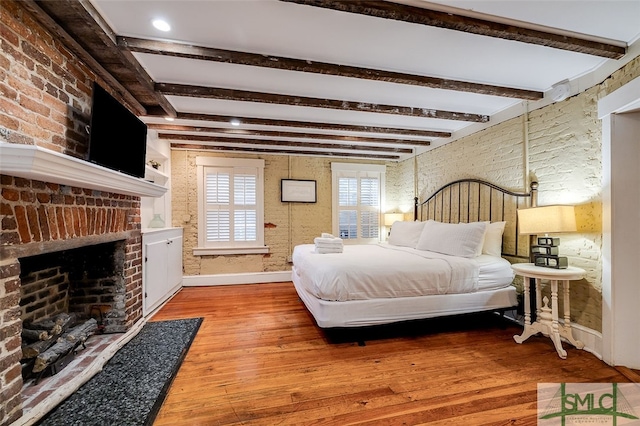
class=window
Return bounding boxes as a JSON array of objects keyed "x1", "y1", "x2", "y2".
[
  {"x1": 332, "y1": 163, "x2": 385, "y2": 244},
  {"x1": 194, "y1": 157, "x2": 267, "y2": 255}
]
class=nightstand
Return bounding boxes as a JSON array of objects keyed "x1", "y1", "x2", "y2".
[{"x1": 511, "y1": 263, "x2": 586, "y2": 359}]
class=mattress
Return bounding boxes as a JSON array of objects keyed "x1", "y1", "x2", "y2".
[
  {"x1": 291, "y1": 243, "x2": 517, "y2": 328},
  {"x1": 292, "y1": 243, "x2": 514, "y2": 302}
]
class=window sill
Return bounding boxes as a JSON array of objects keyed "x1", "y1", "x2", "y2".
[{"x1": 193, "y1": 246, "x2": 270, "y2": 256}]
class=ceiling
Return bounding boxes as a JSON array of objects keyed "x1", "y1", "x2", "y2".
[{"x1": 27, "y1": 0, "x2": 640, "y2": 161}]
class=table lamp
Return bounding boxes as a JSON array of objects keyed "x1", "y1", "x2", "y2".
[
  {"x1": 517, "y1": 205, "x2": 576, "y2": 268},
  {"x1": 384, "y1": 213, "x2": 405, "y2": 227},
  {"x1": 384, "y1": 213, "x2": 405, "y2": 238}
]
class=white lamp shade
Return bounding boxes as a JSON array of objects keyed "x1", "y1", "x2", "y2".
[
  {"x1": 517, "y1": 205, "x2": 577, "y2": 235},
  {"x1": 384, "y1": 213, "x2": 405, "y2": 226}
]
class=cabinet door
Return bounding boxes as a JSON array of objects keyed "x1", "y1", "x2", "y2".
[
  {"x1": 167, "y1": 235, "x2": 183, "y2": 290},
  {"x1": 144, "y1": 238, "x2": 168, "y2": 313}
]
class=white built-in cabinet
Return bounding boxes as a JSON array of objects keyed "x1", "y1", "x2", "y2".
[
  {"x1": 141, "y1": 135, "x2": 181, "y2": 316},
  {"x1": 142, "y1": 227, "x2": 183, "y2": 316}
]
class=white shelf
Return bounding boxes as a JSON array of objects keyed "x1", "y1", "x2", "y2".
[
  {"x1": 0, "y1": 142, "x2": 167, "y2": 197},
  {"x1": 144, "y1": 165, "x2": 169, "y2": 185}
]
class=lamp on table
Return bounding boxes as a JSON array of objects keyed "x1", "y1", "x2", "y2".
[
  {"x1": 517, "y1": 205, "x2": 577, "y2": 269},
  {"x1": 384, "y1": 213, "x2": 405, "y2": 237}
]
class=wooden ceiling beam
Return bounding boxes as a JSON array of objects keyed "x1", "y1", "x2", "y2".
[
  {"x1": 148, "y1": 123, "x2": 431, "y2": 146},
  {"x1": 119, "y1": 36, "x2": 542, "y2": 100},
  {"x1": 74, "y1": 0, "x2": 177, "y2": 118},
  {"x1": 281, "y1": 0, "x2": 626, "y2": 59},
  {"x1": 174, "y1": 112, "x2": 451, "y2": 138},
  {"x1": 158, "y1": 133, "x2": 413, "y2": 154},
  {"x1": 170, "y1": 144, "x2": 401, "y2": 160},
  {"x1": 31, "y1": 0, "x2": 177, "y2": 117},
  {"x1": 156, "y1": 83, "x2": 489, "y2": 123},
  {"x1": 20, "y1": 0, "x2": 146, "y2": 115}
]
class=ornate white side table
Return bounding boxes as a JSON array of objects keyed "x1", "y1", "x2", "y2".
[{"x1": 511, "y1": 263, "x2": 586, "y2": 359}]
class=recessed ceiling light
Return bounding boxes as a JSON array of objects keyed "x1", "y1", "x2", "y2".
[
  {"x1": 164, "y1": 116, "x2": 174, "y2": 122},
  {"x1": 230, "y1": 118, "x2": 241, "y2": 126},
  {"x1": 152, "y1": 19, "x2": 171, "y2": 32}
]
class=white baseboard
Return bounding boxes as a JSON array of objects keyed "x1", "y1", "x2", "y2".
[
  {"x1": 182, "y1": 270, "x2": 293, "y2": 286},
  {"x1": 568, "y1": 322, "x2": 603, "y2": 360}
]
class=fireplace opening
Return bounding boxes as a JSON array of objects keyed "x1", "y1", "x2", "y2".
[{"x1": 19, "y1": 240, "x2": 128, "y2": 382}]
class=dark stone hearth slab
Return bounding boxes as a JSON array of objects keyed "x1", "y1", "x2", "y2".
[{"x1": 38, "y1": 318, "x2": 202, "y2": 426}]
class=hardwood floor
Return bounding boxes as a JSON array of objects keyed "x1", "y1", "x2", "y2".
[{"x1": 150, "y1": 284, "x2": 631, "y2": 425}]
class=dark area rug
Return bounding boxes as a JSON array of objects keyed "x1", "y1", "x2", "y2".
[{"x1": 37, "y1": 317, "x2": 203, "y2": 426}]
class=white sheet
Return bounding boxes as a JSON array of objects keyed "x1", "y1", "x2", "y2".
[
  {"x1": 476, "y1": 255, "x2": 516, "y2": 291},
  {"x1": 292, "y1": 243, "x2": 479, "y2": 302}
]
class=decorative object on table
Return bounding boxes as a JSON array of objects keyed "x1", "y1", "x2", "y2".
[
  {"x1": 148, "y1": 213, "x2": 165, "y2": 228},
  {"x1": 517, "y1": 205, "x2": 576, "y2": 269}
]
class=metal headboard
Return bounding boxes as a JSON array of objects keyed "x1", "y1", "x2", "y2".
[{"x1": 414, "y1": 179, "x2": 538, "y2": 259}]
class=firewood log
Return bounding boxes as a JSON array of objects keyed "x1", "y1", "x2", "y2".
[
  {"x1": 22, "y1": 338, "x2": 57, "y2": 359},
  {"x1": 28, "y1": 313, "x2": 76, "y2": 334},
  {"x1": 32, "y1": 319, "x2": 98, "y2": 373},
  {"x1": 21, "y1": 328, "x2": 50, "y2": 342}
]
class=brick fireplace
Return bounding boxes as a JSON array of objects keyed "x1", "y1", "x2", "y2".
[
  {"x1": 0, "y1": 2, "x2": 166, "y2": 423},
  {"x1": 0, "y1": 174, "x2": 145, "y2": 424},
  {"x1": 19, "y1": 240, "x2": 131, "y2": 334}
]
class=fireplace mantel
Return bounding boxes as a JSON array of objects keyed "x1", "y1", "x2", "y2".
[{"x1": 0, "y1": 142, "x2": 167, "y2": 197}]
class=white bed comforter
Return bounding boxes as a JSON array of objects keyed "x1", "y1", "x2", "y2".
[{"x1": 292, "y1": 243, "x2": 479, "y2": 302}]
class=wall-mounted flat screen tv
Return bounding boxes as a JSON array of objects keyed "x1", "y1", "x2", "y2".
[{"x1": 88, "y1": 82, "x2": 147, "y2": 178}]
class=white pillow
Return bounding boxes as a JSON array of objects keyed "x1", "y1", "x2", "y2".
[
  {"x1": 388, "y1": 221, "x2": 426, "y2": 248},
  {"x1": 482, "y1": 221, "x2": 507, "y2": 257},
  {"x1": 416, "y1": 220, "x2": 487, "y2": 258}
]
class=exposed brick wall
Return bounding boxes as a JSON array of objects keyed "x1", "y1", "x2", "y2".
[
  {"x1": 0, "y1": 2, "x2": 145, "y2": 423},
  {"x1": 1, "y1": 175, "x2": 140, "y2": 246},
  {"x1": 0, "y1": 259, "x2": 22, "y2": 425},
  {"x1": 0, "y1": 1, "x2": 92, "y2": 156},
  {"x1": 19, "y1": 265, "x2": 69, "y2": 324}
]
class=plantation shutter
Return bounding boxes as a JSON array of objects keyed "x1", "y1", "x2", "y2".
[
  {"x1": 333, "y1": 164, "x2": 384, "y2": 244},
  {"x1": 203, "y1": 166, "x2": 259, "y2": 247}
]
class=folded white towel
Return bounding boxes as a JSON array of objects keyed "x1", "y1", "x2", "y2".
[
  {"x1": 314, "y1": 237, "x2": 343, "y2": 246},
  {"x1": 321, "y1": 233, "x2": 336, "y2": 239},
  {"x1": 315, "y1": 246, "x2": 343, "y2": 254}
]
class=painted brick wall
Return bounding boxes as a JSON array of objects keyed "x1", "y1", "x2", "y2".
[
  {"x1": 385, "y1": 159, "x2": 417, "y2": 218},
  {"x1": 171, "y1": 150, "x2": 336, "y2": 275},
  {"x1": 171, "y1": 149, "x2": 388, "y2": 276},
  {"x1": 389, "y1": 56, "x2": 640, "y2": 332}
]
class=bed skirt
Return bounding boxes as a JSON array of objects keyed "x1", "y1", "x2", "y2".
[{"x1": 292, "y1": 265, "x2": 517, "y2": 328}]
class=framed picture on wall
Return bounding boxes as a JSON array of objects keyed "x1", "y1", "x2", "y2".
[{"x1": 281, "y1": 179, "x2": 317, "y2": 203}]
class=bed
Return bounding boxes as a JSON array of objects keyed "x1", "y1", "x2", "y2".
[{"x1": 292, "y1": 179, "x2": 538, "y2": 328}]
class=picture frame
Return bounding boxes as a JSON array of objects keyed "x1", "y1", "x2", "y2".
[{"x1": 281, "y1": 179, "x2": 317, "y2": 203}]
